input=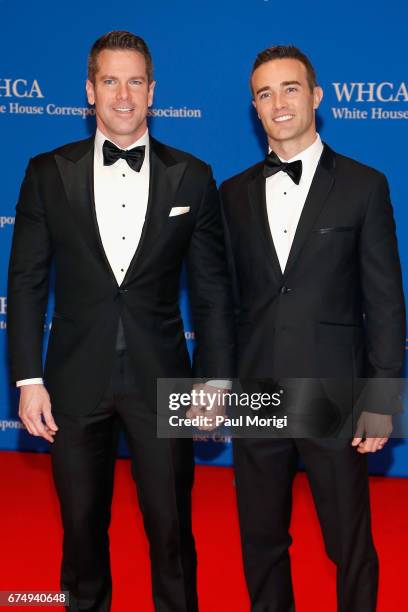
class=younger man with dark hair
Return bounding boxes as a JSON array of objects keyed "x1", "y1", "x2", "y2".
[{"x1": 221, "y1": 45, "x2": 405, "y2": 611}]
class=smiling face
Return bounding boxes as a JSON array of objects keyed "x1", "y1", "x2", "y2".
[
  {"x1": 86, "y1": 49, "x2": 155, "y2": 148},
  {"x1": 251, "y1": 58, "x2": 323, "y2": 159}
]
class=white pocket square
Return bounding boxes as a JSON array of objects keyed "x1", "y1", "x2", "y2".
[{"x1": 169, "y1": 206, "x2": 190, "y2": 217}]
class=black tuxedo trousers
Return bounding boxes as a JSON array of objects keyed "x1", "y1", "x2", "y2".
[
  {"x1": 233, "y1": 437, "x2": 378, "y2": 612},
  {"x1": 51, "y1": 349, "x2": 197, "y2": 612}
]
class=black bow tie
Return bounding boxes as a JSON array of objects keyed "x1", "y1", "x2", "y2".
[
  {"x1": 102, "y1": 140, "x2": 145, "y2": 172},
  {"x1": 263, "y1": 151, "x2": 302, "y2": 185}
]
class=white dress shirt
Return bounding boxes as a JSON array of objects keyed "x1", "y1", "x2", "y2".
[
  {"x1": 93, "y1": 128, "x2": 150, "y2": 285},
  {"x1": 17, "y1": 129, "x2": 150, "y2": 387},
  {"x1": 265, "y1": 134, "x2": 323, "y2": 272}
]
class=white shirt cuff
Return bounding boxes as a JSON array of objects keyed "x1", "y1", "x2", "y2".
[
  {"x1": 16, "y1": 378, "x2": 44, "y2": 387},
  {"x1": 206, "y1": 379, "x2": 232, "y2": 390}
]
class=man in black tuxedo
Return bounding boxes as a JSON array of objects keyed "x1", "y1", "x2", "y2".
[
  {"x1": 8, "y1": 31, "x2": 234, "y2": 612},
  {"x1": 220, "y1": 46, "x2": 405, "y2": 611}
]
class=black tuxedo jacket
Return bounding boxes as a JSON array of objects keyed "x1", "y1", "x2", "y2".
[
  {"x1": 221, "y1": 144, "x2": 406, "y2": 414},
  {"x1": 8, "y1": 136, "x2": 235, "y2": 415}
]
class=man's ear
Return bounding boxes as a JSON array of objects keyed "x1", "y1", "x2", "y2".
[
  {"x1": 252, "y1": 99, "x2": 260, "y2": 119},
  {"x1": 86, "y1": 80, "x2": 95, "y2": 106},
  {"x1": 147, "y1": 80, "x2": 156, "y2": 108},
  {"x1": 313, "y1": 86, "x2": 323, "y2": 110}
]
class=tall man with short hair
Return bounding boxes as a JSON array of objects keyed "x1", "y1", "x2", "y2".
[
  {"x1": 8, "y1": 30, "x2": 234, "y2": 612},
  {"x1": 221, "y1": 45, "x2": 405, "y2": 611}
]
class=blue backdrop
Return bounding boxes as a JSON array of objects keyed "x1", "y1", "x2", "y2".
[{"x1": 1, "y1": 0, "x2": 407, "y2": 475}]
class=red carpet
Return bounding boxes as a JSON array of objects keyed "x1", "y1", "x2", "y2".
[{"x1": 0, "y1": 450, "x2": 407, "y2": 611}]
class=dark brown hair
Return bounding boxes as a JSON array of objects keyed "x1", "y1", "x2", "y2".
[
  {"x1": 88, "y1": 30, "x2": 153, "y2": 83},
  {"x1": 251, "y1": 45, "x2": 317, "y2": 92}
]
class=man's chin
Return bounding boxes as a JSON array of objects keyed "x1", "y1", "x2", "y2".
[
  {"x1": 100, "y1": 123, "x2": 146, "y2": 143},
  {"x1": 267, "y1": 126, "x2": 298, "y2": 140}
]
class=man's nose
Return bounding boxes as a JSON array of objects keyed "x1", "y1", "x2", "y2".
[
  {"x1": 273, "y1": 93, "x2": 286, "y2": 110},
  {"x1": 117, "y1": 83, "x2": 130, "y2": 100}
]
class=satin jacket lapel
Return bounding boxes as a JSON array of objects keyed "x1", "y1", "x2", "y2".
[
  {"x1": 248, "y1": 164, "x2": 283, "y2": 282},
  {"x1": 122, "y1": 137, "x2": 187, "y2": 284},
  {"x1": 55, "y1": 136, "x2": 118, "y2": 285},
  {"x1": 283, "y1": 144, "x2": 336, "y2": 278}
]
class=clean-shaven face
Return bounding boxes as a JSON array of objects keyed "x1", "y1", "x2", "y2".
[
  {"x1": 86, "y1": 49, "x2": 155, "y2": 148},
  {"x1": 251, "y1": 58, "x2": 323, "y2": 156}
]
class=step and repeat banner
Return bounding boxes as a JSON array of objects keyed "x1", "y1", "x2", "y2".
[{"x1": 0, "y1": 0, "x2": 407, "y2": 474}]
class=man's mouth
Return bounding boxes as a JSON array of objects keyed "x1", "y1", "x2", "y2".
[
  {"x1": 113, "y1": 107, "x2": 135, "y2": 113},
  {"x1": 273, "y1": 114, "x2": 294, "y2": 123}
]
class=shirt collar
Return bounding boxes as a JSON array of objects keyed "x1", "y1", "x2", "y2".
[
  {"x1": 95, "y1": 128, "x2": 150, "y2": 164},
  {"x1": 268, "y1": 134, "x2": 323, "y2": 183}
]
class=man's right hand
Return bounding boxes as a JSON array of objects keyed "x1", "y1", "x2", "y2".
[{"x1": 19, "y1": 385, "x2": 58, "y2": 443}]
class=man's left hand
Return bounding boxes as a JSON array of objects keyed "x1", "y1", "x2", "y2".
[
  {"x1": 352, "y1": 411, "x2": 393, "y2": 453},
  {"x1": 186, "y1": 383, "x2": 228, "y2": 431}
]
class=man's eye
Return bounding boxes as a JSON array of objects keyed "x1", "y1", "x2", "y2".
[
  {"x1": 286, "y1": 87, "x2": 298, "y2": 93},
  {"x1": 104, "y1": 79, "x2": 115, "y2": 85},
  {"x1": 130, "y1": 80, "x2": 142, "y2": 86},
  {"x1": 259, "y1": 92, "x2": 270, "y2": 100}
]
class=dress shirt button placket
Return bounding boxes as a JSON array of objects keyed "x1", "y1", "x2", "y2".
[{"x1": 115, "y1": 161, "x2": 129, "y2": 280}]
